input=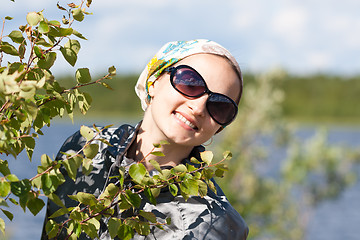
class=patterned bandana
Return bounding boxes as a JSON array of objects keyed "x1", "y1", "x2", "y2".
[{"x1": 135, "y1": 39, "x2": 242, "y2": 111}]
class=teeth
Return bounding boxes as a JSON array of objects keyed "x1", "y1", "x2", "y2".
[{"x1": 175, "y1": 113, "x2": 196, "y2": 129}]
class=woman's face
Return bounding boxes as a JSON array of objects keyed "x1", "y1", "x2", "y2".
[{"x1": 144, "y1": 53, "x2": 241, "y2": 147}]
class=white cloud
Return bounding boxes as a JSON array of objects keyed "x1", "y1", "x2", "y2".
[
  {"x1": 306, "y1": 52, "x2": 333, "y2": 70},
  {"x1": 270, "y1": 5, "x2": 309, "y2": 46}
]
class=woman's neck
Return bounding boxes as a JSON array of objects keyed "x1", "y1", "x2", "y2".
[{"x1": 126, "y1": 126, "x2": 194, "y2": 170}]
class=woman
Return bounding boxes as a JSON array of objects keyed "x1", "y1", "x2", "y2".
[{"x1": 42, "y1": 39, "x2": 249, "y2": 239}]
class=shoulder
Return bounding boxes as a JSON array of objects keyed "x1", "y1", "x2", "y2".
[
  {"x1": 55, "y1": 123, "x2": 137, "y2": 158},
  {"x1": 141, "y1": 180, "x2": 249, "y2": 240}
]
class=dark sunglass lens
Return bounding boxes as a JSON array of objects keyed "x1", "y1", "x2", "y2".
[
  {"x1": 207, "y1": 94, "x2": 237, "y2": 125},
  {"x1": 173, "y1": 68, "x2": 206, "y2": 97}
]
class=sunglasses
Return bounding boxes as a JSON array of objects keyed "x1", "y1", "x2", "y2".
[{"x1": 164, "y1": 65, "x2": 238, "y2": 126}]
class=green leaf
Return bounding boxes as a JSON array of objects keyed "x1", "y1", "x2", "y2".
[
  {"x1": 11, "y1": 179, "x2": 31, "y2": 197},
  {"x1": 36, "y1": 38, "x2": 52, "y2": 47},
  {"x1": 100, "y1": 183, "x2": 119, "y2": 204},
  {"x1": 56, "y1": 2, "x2": 66, "y2": 11},
  {"x1": 82, "y1": 221, "x2": 97, "y2": 239},
  {"x1": 71, "y1": 192, "x2": 98, "y2": 206},
  {"x1": 26, "y1": 12, "x2": 42, "y2": 26},
  {"x1": 38, "y1": 52, "x2": 57, "y2": 69},
  {"x1": 19, "y1": 43, "x2": 26, "y2": 59},
  {"x1": 197, "y1": 180, "x2": 208, "y2": 197},
  {"x1": 72, "y1": 30, "x2": 87, "y2": 40},
  {"x1": 129, "y1": 163, "x2": 147, "y2": 183},
  {"x1": 172, "y1": 164, "x2": 187, "y2": 173},
  {"x1": 151, "y1": 187, "x2": 160, "y2": 198},
  {"x1": 62, "y1": 158, "x2": 79, "y2": 181},
  {"x1": 9, "y1": 198, "x2": 18, "y2": 206},
  {"x1": 149, "y1": 159, "x2": 162, "y2": 173},
  {"x1": 0, "y1": 180, "x2": 11, "y2": 197},
  {"x1": 108, "y1": 217, "x2": 121, "y2": 239},
  {"x1": 5, "y1": 174, "x2": 19, "y2": 182},
  {"x1": 215, "y1": 169, "x2": 225, "y2": 178},
  {"x1": 0, "y1": 41, "x2": 19, "y2": 56},
  {"x1": 135, "y1": 221, "x2": 150, "y2": 236},
  {"x1": 200, "y1": 151, "x2": 213, "y2": 165},
  {"x1": 108, "y1": 66, "x2": 116, "y2": 76},
  {"x1": 5, "y1": 16, "x2": 13, "y2": 20},
  {"x1": 80, "y1": 125, "x2": 95, "y2": 141},
  {"x1": 58, "y1": 27, "x2": 73, "y2": 37},
  {"x1": 38, "y1": 21, "x2": 50, "y2": 33},
  {"x1": 60, "y1": 46, "x2": 77, "y2": 66},
  {"x1": 27, "y1": 197, "x2": 45, "y2": 216},
  {"x1": 45, "y1": 220, "x2": 59, "y2": 238},
  {"x1": 207, "y1": 180, "x2": 217, "y2": 194},
  {"x1": 125, "y1": 190, "x2": 141, "y2": 208},
  {"x1": 23, "y1": 137, "x2": 35, "y2": 160},
  {"x1": 1, "y1": 209, "x2": 14, "y2": 221},
  {"x1": 82, "y1": 158, "x2": 93, "y2": 176},
  {"x1": 76, "y1": 68, "x2": 91, "y2": 83},
  {"x1": 86, "y1": 0, "x2": 92, "y2": 7},
  {"x1": 202, "y1": 168, "x2": 214, "y2": 180},
  {"x1": 143, "y1": 187, "x2": 156, "y2": 205},
  {"x1": 40, "y1": 154, "x2": 52, "y2": 169},
  {"x1": 165, "y1": 217, "x2": 171, "y2": 225},
  {"x1": 118, "y1": 194, "x2": 132, "y2": 210},
  {"x1": 0, "y1": 199, "x2": 8, "y2": 208},
  {"x1": 48, "y1": 193, "x2": 66, "y2": 208},
  {"x1": 34, "y1": 45, "x2": 44, "y2": 58},
  {"x1": 49, "y1": 207, "x2": 69, "y2": 218},
  {"x1": 0, "y1": 160, "x2": 11, "y2": 176},
  {"x1": 88, "y1": 215, "x2": 100, "y2": 229},
  {"x1": 72, "y1": 8, "x2": 84, "y2": 22},
  {"x1": 186, "y1": 164, "x2": 196, "y2": 172},
  {"x1": 83, "y1": 144, "x2": 99, "y2": 159},
  {"x1": 0, "y1": 218, "x2": 5, "y2": 235},
  {"x1": 180, "y1": 179, "x2": 198, "y2": 196},
  {"x1": 77, "y1": 91, "x2": 92, "y2": 114},
  {"x1": 49, "y1": 20, "x2": 61, "y2": 26},
  {"x1": 74, "y1": 224, "x2": 84, "y2": 237},
  {"x1": 65, "y1": 39, "x2": 81, "y2": 54},
  {"x1": 118, "y1": 224, "x2": 134, "y2": 240},
  {"x1": 69, "y1": 208, "x2": 82, "y2": 221},
  {"x1": 41, "y1": 174, "x2": 58, "y2": 195},
  {"x1": 159, "y1": 169, "x2": 172, "y2": 180},
  {"x1": 9, "y1": 30, "x2": 25, "y2": 44},
  {"x1": 150, "y1": 151, "x2": 165, "y2": 157},
  {"x1": 169, "y1": 184, "x2": 178, "y2": 197},
  {"x1": 190, "y1": 157, "x2": 201, "y2": 164},
  {"x1": 99, "y1": 82, "x2": 113, "y2": 90},
  {"x1": 223, "y1": 150, "x2": 232, "y2": 160}
]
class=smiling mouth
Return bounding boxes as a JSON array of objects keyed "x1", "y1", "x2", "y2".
[{"x1": 174, "y1": 112, "x2": 198, "y2": 130}]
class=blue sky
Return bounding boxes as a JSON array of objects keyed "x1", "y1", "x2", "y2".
[{"x1": 1, "y1": 0, "x2": 359, "y2": 76}]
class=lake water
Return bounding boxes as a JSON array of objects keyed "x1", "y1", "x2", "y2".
[{"x1": 1, "y1": 121, "x2": 360, "y2": 240}]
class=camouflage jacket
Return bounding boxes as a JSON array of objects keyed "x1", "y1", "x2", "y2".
[{"x1": 41, "y1": 123, "x2": 248, "y2": 240}]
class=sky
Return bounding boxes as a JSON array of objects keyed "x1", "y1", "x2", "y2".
[{"x1": 1, "y1": 0, "x2": 359, "y2": 76}]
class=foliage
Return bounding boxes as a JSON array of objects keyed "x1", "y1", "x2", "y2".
[
  {"x1": 44, "y1": 129, "x2": 232, "y2": 239},
  {"x1": 215, "y1": 70, "x2": 360, "y2": 239},
  {"x1": 0, "y1": 0, "x2": 118, "y2": 237},
  {"x1": 277, "y1": 73, "x2": 360, "y2": 123}
]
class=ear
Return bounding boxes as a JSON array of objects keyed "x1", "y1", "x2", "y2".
[{"x1": 148, "y1": 82, "x2": 155, "y2": 98}]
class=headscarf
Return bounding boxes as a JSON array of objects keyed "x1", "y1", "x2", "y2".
[{"x1": 135, "y1": 39, "x2": 242, "y2": 111}]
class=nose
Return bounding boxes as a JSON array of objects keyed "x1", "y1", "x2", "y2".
[{"x1": 188, "y1": 95, "x2": 208, "y2": 117}]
